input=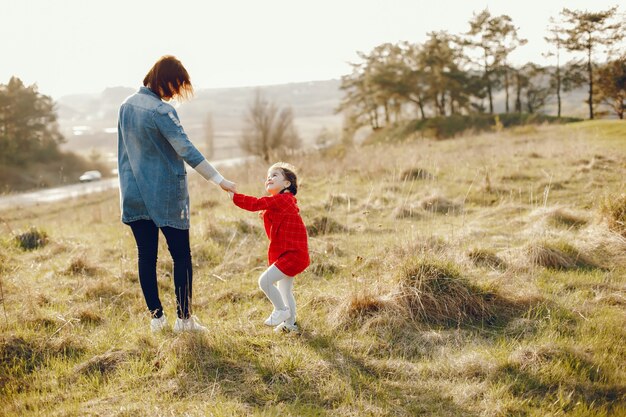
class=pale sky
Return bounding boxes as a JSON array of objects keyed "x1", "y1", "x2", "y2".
[{"x1": 1, "y1": 0, "x2": 622, "y2": 99}]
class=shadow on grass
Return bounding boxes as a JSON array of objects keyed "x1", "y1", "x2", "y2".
[
  {"x1": 298, "y1": 332, "x2": 479, "y2": 416},
  {"x1": 167, "y1": 331, "x2": 478, "y2": 416},
  {"x1": 491, "y1": 362, "x2": 626, "y2": 414}
]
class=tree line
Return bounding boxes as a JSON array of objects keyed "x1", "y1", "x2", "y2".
[
  {"x1": 0, "y1": 77, "x2": 65, "y2": 165},
  {"x1": 338, "y1": 6, "x2": 626, "y2": 133}
]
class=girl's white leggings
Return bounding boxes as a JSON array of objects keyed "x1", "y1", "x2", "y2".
[{"x1": 258, "y1": 264, "x2": 296, "y2": 325}]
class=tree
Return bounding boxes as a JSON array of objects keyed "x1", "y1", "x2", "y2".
[
  {"x1": 0, "y1": 77, "x2": 64, "y2": 165},
  {"x1": 419, "y1": 32, "x2": 470, "y2": 116},
  {"x1": 522, "y1": 64, "x2": 552, "y2": 113},
  {"x1": 337, "y1": 61, "x2": 380, "y2": 130},
  {"x1": 595, "y1": 57, "x2": 626, "y2": 119},
  {"x1": 560, "y1": 6, "x2": 624, "y2": 119},
  {"x1": 544, "y1": 17, "x2": 566, "y2": 117},
  {"x1": 240, "y1": 89, "x2": 300, "y2": 163},
  {"x1": 338, "y1": 43, "x2": 411, "y2": 130},
  {"x1": 493, "y1": 18, "x2": 527, "y2": 113},
  {"x1": 464, "y1": 9, "x2": 525, "y2": 114}
]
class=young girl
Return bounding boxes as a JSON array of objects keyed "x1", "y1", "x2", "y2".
[{"x1": 229, "y1": 162, "x2": 309, "y2": 333}]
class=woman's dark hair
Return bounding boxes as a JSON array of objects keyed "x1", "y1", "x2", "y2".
[
  {"x1": 143, "y1": 55, "x2": 193, "y2": 100},
  {"x1": 279, "y1": 168, "x2": 298, "y2": 195}
]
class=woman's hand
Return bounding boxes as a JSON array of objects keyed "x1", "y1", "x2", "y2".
[{"x1": 219, "y1": 178, "x2": 236, "y2": 193}]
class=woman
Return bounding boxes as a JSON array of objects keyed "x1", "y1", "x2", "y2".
[{"x1": 117, "y1": 55, "x2": 235, "y2": 333}]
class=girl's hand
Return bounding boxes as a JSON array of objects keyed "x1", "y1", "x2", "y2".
[
  {"x1": 227, "y1": 191, "x2": 234, "y2": 199},
  {"x1": 219, "y1": 178, "x2": 236, "y2": 193},
  {"x1": 258, "y1": 210, "x2": 265, "y2": 219}
]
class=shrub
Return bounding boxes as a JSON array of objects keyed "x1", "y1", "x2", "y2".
[{"x1": 13, "y1": 227, "x2": 48, "y2": 251}]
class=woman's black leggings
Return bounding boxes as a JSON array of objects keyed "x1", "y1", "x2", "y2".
[{"x1": 129, "y1": 219, "x2": 193, "y2": 319}]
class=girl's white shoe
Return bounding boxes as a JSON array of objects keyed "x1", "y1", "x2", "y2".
[
  {"x1": 263, "y1": 308, "x2": 290, "y2": 326},
  {"x1": 174, "y1": 315, "x2": 208, "y2": 333},
  {"x1": 274, "y1": 322, "x2": 300, "y2": 334}
]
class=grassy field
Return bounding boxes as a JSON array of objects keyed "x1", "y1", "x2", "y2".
[{"x1": 0, "y1": 121, "x2": 625, "y2": 416}]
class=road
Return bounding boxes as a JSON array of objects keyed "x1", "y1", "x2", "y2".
[{"x1": 0, "y1": 156, "x2": 255, "y2": 211}]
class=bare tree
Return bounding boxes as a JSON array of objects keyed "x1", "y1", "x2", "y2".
[{"x1": 240, "y1": 89, "x2": 300, "y2": 163}]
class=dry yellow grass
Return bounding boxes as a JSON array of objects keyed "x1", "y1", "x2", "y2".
[{"x1": 0, "y1": 121, "x2": 625, "y2": 416}]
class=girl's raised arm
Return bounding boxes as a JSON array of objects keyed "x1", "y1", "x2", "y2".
[{"x1": 233, "y1": 194, "x2": 283, "y2": 212}]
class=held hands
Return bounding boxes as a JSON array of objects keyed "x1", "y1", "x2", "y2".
[{"x1": 219, "y1": 178, "x2": 236, "y2": 193}]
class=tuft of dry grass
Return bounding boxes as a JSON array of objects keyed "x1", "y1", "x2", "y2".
[
  {"x1": 401, "y1": 167, "x2": 434, "y2": 181},
  {"x1": 391, "y1": 204, "x2": 423, "y2": 219},
  {"x1": 306, "y1": 215, "x2": 348, "y2": 236},
  {"x1": 392, "y1": 257, "x2": 495, "y2": 325},
  {"x1": 13, "y1": 227, "x2": 48, "y2": 251},
  {"x1": 73, "y1": 349, "x2": 130, "y2": 376},
  {"x1": 83, "y1": 281, "x2": 126, "y2": 301},
  {"x1": 332, "y1": 292, "x2": 392, "y2": 328},
  {"x1": 599, "y1": 193, "x2": 626, "y2": 237},
  {"x1": 526, "y1": 240, "x2": 598, "y2": 270},
  {"x1": 418, "y1": 195, "x2": 462, "y2": 214},
  {"x1": 0, "y1": 336, "x2": 42, "y2": 387},
  {"x1": 76, "y1": 307, "x2": 104, "y2": 325},
  {"x1": 500, "y1": 172, "x2": 534, "y2": 181},
  {"x1": 309, "y1": 259, "x2": 340, "y2": 276},
  {"x1": 325, "y1": 193, "x2": 356, "y2": 210},
  {"x1": 65, "y1": 255, "x2": 99, "y2": 276},
  {"x1": 467, "y1": 248, "x2": 506, "y2": 270},
  {"x1": 234, "y1": 218, "x2": 262, "y2": 235},
  {"x1": 545, "y1": 208, "x2": 588, "y2": 229}
]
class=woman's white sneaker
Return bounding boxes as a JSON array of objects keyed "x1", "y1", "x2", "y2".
[
  {"x1": 174, "y1": 315, "x2": 208, "y2": 333},
  {"x1": 263, "y1": 308, "x2": 290, "y2": 326},
  {"x1": 150, "y1": 315, "x2": 168, "y2": 332}
]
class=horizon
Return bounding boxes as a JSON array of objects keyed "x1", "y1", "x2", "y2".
[{"x1": 2, "y1": 0, "x2": 623, "y2": 99}]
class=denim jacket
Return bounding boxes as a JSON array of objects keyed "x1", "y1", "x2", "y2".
[{"x1": 117, "y1": 87, "x2": 205, "y2": 229}]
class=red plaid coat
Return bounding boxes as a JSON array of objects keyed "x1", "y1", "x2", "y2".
[{"x1": 233, "y1": 192, "x2": 310, "y2": 276}]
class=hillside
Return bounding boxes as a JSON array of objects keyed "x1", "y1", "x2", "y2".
[
  {"x1": 55, "y1": 79, "x2": 592, "y2": 162},
  {"x1": 56, "y1": 80, "x2": 343, "y2": 160},
  {"x1": 0, "y1": 121, "x2": 625, "y2": 416}
]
